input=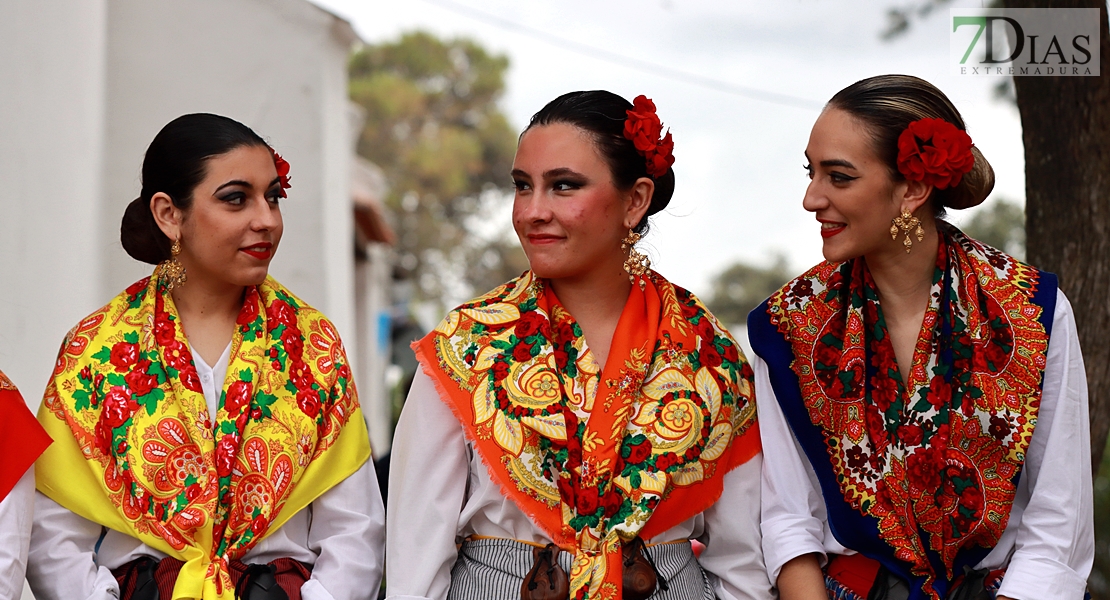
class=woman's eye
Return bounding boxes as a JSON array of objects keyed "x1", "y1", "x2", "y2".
[
  {"x1": 553, "y1": 180, "x2": 581, "y2": 192},
  {"x1": 829, "y1": 172, "x2": 857, "y2": 184},
  {"x1": 803, "y1": 163, "x2": 813, "y2": 179},
  {"x1": 513, "y1": 179, "x2": 531, "y2": 192},
  {"x1": 219, "y1": 193, "x2": 245, "y2": 205},
  {"x1": 267, "y1": 191, "x2": 283, "y2": 204}
]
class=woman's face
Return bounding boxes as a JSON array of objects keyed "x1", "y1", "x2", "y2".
[
  {"x1": 163, "y1": 144, "x2": 284, "y2": 289},
  {"x1": 802, "y1": 108, "x2": 910, "y2": 263},
  {"x1": 511, "y1": 123, "x2": 650, "y2": 283}
]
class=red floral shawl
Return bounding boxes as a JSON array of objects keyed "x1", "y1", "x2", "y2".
[{"x1": 759, "y1": 224, "x2": 1052, "y2": 599}]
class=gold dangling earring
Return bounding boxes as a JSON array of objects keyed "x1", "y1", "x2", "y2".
[
  {"x1": 890, "y1": 209, "x2": 922, "y2": 254},
  {"x1": 160, "y1": 238, "x2": 187, "y2": 291},
  {"x1": 621, "y1": 229, "x2": 651, "y2": 290}
]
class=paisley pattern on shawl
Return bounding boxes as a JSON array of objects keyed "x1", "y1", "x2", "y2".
[
  {"x1": 36, "y1": 269, "x2": 369, "y2": 600},
  {"x1": 762, "y1": 224, "x2": 1051, "y2": 600},
  {"x1": 413, "y1": 270, "x2": 761, "y2": 600}
]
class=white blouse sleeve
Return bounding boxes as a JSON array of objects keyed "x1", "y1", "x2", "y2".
[
  {"x1": 27, "y1": 492, "x2": 120, "y2": 600},
  {"x1": 385, "y1": 370, "x2": 469, "y2": 600},
  {"x1": 0, "y1": 469, "x2": 35, "y2": 600},
  {"x1": 753, "y1": 354, "x2": 838, "y2": 586},
  {"x1": 995, "y1": 290, "x2": 1093, "y2": 599},
  {"x1": 301, "y1": 457, "x2": 386, "y2": 600},
  {"x1": 696, "y1": 454, "x2": 775, "y2": 600}
]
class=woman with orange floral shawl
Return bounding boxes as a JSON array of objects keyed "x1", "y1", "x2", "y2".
[
  {"x1": 386, "y1": 91, "x2": 768, "y2": 600},
  {"x1": 28, "y1": 114, "x2": 384, "y2": 600},
  {"x1": 750, "y1": 75, "x2": 1092, "y2": 600}
]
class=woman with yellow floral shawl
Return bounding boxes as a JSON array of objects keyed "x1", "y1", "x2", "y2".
[
  {"x1": 750, "y1": 75, "x2": 1092, "y2": 600},
  {"x1": 386, "y1": 91, "x2": 768, "y2": 600},
  {"x1": 28, "y1": 114, "x2": 384, "y2": 600}
]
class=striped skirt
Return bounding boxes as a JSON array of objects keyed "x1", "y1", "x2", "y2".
[{"x1": 447, "y1": 538, "x2": 716, "y2": 600}]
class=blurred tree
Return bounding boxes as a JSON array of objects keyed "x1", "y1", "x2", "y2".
[
  {"x1": 349, "y1": 31, "x2": 524, "y2": 307},
  {"x1": 705, "y1": 254, "x2": 792, "y2": 328},
  {"x1": 879, "y1": 0, "x2": 956, "y2": 40},
  {"x1": 960, "y1": 199, "x2": 1025, "y2": 259},
  {"x1": 1006, "y1": 0, "x2": 1110, "y2": 473},
  {"x1": 1094, "y1": 439, "x2": 1110, "y2": 595},
  {"x1": 464, "y1": 236, "x2": 532, "y2": 298}
]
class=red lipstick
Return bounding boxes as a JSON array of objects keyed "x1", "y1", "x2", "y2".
[
  {"x1": 818, "y1": 220, "x2": 845, "y2": 239},
  {"x1": 527, "y1": 234, "x2": 562, "y2": 245},
  {"x1": 240, "y1": 242, "x2": 273, "y2": 260}
]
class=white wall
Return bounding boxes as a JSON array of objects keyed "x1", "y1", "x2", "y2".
[{"x1": 0, "y1": 0, "x2": 109, "y2": 400}]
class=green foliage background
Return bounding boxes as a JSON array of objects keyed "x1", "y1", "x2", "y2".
[{"x1": 349, "y1": 31, "x2": 526, "y2": 306}]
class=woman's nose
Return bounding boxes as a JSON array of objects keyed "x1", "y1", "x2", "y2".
[
  {"x1": 801, "y1": 180, "x2": 827, "y2": 213},
  {"x1": 251, "y1": 197, "x2": 281, "y2": 230},
  {"x1": 514, "y1": 193, "x2": 551, "y2": 224}
]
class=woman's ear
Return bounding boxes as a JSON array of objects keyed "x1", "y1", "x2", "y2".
[
  {"x1": 150, "y1": 193, "x2": 183, "y2": 242},
  {"x1": 624, "y1": 177, "x2": 655, "y2": 229},
  {"x1": 899, "y1": 178, "x2": 933, "y2": 215}
]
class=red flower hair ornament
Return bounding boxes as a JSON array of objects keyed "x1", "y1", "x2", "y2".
[
  {"x1": 896, "y1": 118, "x2": 975, "y2": 190},
  {"x1": 623, "y1": 95, "x2": 675, "y2": 178},
  {"x1": 269, "y1": 147, "x2": 292, "y2": 196}
]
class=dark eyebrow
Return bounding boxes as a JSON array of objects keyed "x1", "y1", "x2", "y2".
[
  {"x1": 215, "y1": 180, "x2": 252, "y2": 193},
  {"x1": 215, "y1": 177, "x2": 282, "y2": 193},
  {"x1": 819, "y1": 159, "x2": 858, "y2": 170},
  {"x1": 510, "y1": 168, "x2": 529, "y2": 179},
  {"x1": 543, "y1": 167, "x2": 585, "y2": 179}
]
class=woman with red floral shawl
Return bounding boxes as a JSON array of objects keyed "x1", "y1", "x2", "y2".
[
  {"x1": 28, "y1": 114, "x2": 384, "y2": 600},
  {"x1": 386, "y1": 91, "x2": 769, "y2": 600},
  {"x1": 750, "y1": 75, "x2": 1093, "y2": 600},
  {"x1": 0, "y1": 370, "x2": 51, "y2": 600}
]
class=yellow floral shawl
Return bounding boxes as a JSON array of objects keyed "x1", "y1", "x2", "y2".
[{"x1": 37, "y1": 271, "x2": 369, "y2": 600}]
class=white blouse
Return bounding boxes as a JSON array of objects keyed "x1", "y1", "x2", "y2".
[
  {"x1": 385, "y1": 369, "x2": 774, "y2": 600},
  {"x1": 757, "y1": 289, "x2": 1094, "y2": 599},
  {"x1": 28, "y1": 343, "x2": 386, "y2": 600},
  {"x1": 0, "y1": 469, "x2": 34, "y2": 600}
]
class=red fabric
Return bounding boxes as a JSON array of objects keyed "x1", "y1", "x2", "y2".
[
  {"x1": 113, "y1": 557, "x2": 311, "y2": 600},
  {"x1": 0, "y1": 377, "x2": 52, "y2": 502},
  {"x1": 826, "y1": 553, "x2": 881, "y2": 598}
]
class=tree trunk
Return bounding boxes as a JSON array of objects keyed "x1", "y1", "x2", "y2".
[{"x1": 1005, "y1": 0, "x2": 1110, "y2": 471}]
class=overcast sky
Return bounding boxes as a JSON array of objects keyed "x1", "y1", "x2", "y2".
[{"x1": 314, "y1": 0, "x2": 1023, "y2": 298}]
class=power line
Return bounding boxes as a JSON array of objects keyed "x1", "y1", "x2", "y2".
[{"x1": 418, "y1": 0, "x2": 825, "y2": 111}]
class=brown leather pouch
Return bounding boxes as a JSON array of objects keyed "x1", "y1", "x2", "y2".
[
  {"x1": 521, "y1": 543, "x2": 569, "y2": 600},
  {"x1": 621, "y1": 537, "x2": 658, "y2": 600}
]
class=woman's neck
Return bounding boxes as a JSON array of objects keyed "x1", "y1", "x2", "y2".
[
  {"x1": 864, "y1": 216, "x2": 939, "y2": 385},
  {"x1": 170, "y1": 275, "x2": 245, "y2": 365},
  {"x1": 864, "y1": 216, "x2": 939, "y2": 309},
  {"x1": 548, "y1": 261, "x2": 632, "y2": 369}
]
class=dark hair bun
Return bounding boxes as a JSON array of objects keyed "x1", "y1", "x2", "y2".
[
  {"x1": 941, "y1": 146, "x2": 995, "y2": 210},
  {"x1": 121, "y1": 197, "x2": 171, "y2": 264},
  {"x1": 647, "y1": 167, "x2": 675, "y2": 219},
  {"x1": 120, "y1": 113, "x2": 269, "y2": 264}
]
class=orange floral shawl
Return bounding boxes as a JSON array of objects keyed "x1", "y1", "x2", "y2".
[{"x1": 414, "y1": 270, "x2": 760, "y2": 599}]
